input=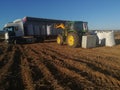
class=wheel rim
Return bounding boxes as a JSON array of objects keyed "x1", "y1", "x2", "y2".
[
  {"x1": 57, "y1": 37, "x2": 61, "y2": 44},
  {"x1": 68, "y1": 35, "x2": 74, "y2": 46}
]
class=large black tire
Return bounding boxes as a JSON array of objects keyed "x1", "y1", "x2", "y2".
[
  {"x1": 66, "y1": 32, "x2": 80, "y2": 48},
  {"x1": 57, "y1": 34, "x2": 63, "y2": 45}
]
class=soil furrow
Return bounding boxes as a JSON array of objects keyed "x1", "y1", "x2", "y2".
[
  {"x1": 41, "y1": 58, "x2": 94, "y2": 90},
  {"x1": 21, "y1": 45, "x2": 65, "y2": 90},
  {"x1": 27, "y1": 45, "x2": 94, "y2": 89},
  {"x1": 0, "y1": 50, "x2": 15, "y2": 90},
  {"x1": 31, "y1": 59, "x2": 65, "y2": 90},
  {"x1": 0, "y1": 45, "x2": 13, "y2": 66},
  {"x1": 21, "y1": 57, "x2": 35, "y2": 90},
  {"x1": 0, "y1": 46, "x2": 24, "y2": 90},
  {"x1": 44, "y1": 43, "x2": 120, "y2": 67},
  {"x1": 39, "y1": 44, "x2": 120, "y2": 81},
  {"x1": 29, "y1": 44, "x2": 120, "y2": 89}
]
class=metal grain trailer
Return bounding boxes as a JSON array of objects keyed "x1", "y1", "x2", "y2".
[{"x1": 3, "y1": 16, "x2": 66, "y2": 43}]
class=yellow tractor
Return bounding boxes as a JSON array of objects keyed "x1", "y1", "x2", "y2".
[{"x1": 55, "y1": 21, "x2": 88, "y2": 48}]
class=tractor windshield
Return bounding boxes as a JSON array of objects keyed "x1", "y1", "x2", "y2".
[{"x1": 74, "y1": 22, "x2": 88, "y2": 33}]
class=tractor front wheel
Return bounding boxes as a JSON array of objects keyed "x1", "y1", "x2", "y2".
[{"x1": 57, "y1": 34, "x2": 63, "y2": 45}]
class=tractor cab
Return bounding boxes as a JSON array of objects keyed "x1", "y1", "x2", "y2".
[{"x1": 65, "y1": 21, "x2": 88, "y2": 34}]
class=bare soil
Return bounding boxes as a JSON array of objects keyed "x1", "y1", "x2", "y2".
[{"x1": 0, "y1": 33, "x2": 120, "y2": 90}]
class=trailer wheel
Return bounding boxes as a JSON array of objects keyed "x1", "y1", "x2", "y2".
[
  {"x1": 67, "y1": 32, "x2": 80, "y2": 48},
  {"x1": 57, "y1": 34, "x2": 63, "y2": 45}
]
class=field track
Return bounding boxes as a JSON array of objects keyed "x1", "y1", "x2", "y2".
[{"x1": 0, "y1": 34, "x2": 120, "y2": 90}]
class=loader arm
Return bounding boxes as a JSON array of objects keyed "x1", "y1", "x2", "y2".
[{"x1": 55, "y1": 23, "x2": 65, "y2": 29}]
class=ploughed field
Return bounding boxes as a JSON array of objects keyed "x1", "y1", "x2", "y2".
[{"x1": 0, "y1": 33, "x2": 120, "y2": 90}]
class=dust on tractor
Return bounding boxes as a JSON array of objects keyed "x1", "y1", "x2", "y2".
[{"x1": 55, "y1": 21, "x2": 88, "y2": 48}]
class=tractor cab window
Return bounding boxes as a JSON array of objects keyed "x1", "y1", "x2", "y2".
[{"x1": 74, "y1": 22, "x2": 83, "y2": 32}]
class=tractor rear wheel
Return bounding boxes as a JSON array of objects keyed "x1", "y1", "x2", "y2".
[
  {"x1": 67, "y1": 32, "x2": 80, "y2": 48},
  {"x1": 57, "y1": 34, "x2": 63, "y2": 45}
]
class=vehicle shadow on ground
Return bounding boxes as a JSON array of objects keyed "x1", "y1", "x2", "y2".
[{"x1": 44, "y1": 39, "x2": 56, "y2": 43}]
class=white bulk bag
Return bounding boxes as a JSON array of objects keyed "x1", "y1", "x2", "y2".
[
  {"x1": 105, "y1": 31, "x2": 115, "y2": 46},
  {"x1": 96, "y1": 31, "x2": 106, "y2": 45}
]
